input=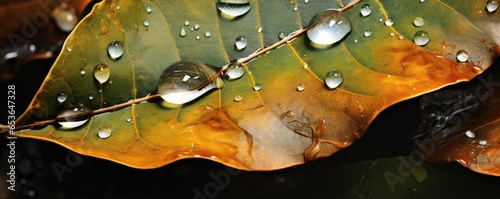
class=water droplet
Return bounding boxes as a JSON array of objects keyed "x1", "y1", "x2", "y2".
[
  {"x1": 196, "y1": 35, "x2": 200, "y2": 40},
  {"x1": 216, "y1": 0, "x2": 251, "y2": 19},
  {"x1": 360, "y1": 4, "x2": 372, "y2": 17},
  {"x1": 253, "y1": 83, "x2": 261, "y2": 91},
  {"x1": 420, "y1": 0, "x2": 425, "y2": 2},
  {"x1": 278, "y1": 32, "x2": 285, "y2": 40},
  {"x1": 413, "y1": 17, "x2": 424, "y2": 27},
  {"x1": 234, "y1": 94, "x2": 243, "y2": 102},
  {"x1": 107, "y1": 41, "x2": 124, "y2": 60},
  {"x1": 486, "y1": 0, "x2": 499, "y2": 12},
  {"x1": 143, "y1": 20, "x2": 149, "y2": 27},
  {"x1": 324, "y1": 70, "x2": 344, "y2": 89},
  {"x1": 97, "y1": 126, "x2": 112, "y2": 139},
  {"x1": 57, "y1": 103, "x2": 93, "y2": 129},
  {"x1": 66, "y1": 46, "x2": 72, "y2": 52},
  {"x1": 184, "y1": 20, "x2": 190, "y2": 26},
  {"x1": 158, "y1": 61, "x2": 224, "y2": 105},
  {"x1": 205, "y1": 31, "x2": 212, "y2": 38},
  {"x1": 297, "y1": 84, "x2": 305, "y2": 92},
  {"x1": 378, "y1": 18, "x2": 383, "y2": 22},
  {"x1": 293, "y1": 4, "x2": 298, "y2": 11},
  {"x1": 116, "y1": 5, "x2": 120, "y2": 10},
  {"x1": 363, "y1": 29, "x2": 372, "y2": 37},
  {"x1": 226, "y1": 63, "x2": 245, "y2": 79},
  {"x1": 88, "y1": 94, "x2": 94, "y2": 100},
  {"x1": 93, "y1": 63, "x2": 110, "y2": 84},
  {"x1": 479, "y1": 140, "x2": 488, "y2": 146},
  {"x1": 257, "y1": 27, "x2": 263, "y2": 32},
  {"x1": 398, "y1": 35, "x2": 404, "y2": 40},
  {"x1": 304, "y1": 0, "x2": 310, "y2": 3},
  {"x1": 80, "y1": 69, "x2": 86, "y2": 75},
  {"x1": 57, "y1": 92, "x2": 67, "y2": 103},
  {"x1": 52, "y1": 5, "x2": 78, "y2": 32},
  {"x1": 180, "y1": 27, "x2": 187, "y2": 37},
  {"x1": 465, "y1": 130, "x2": 476, "y2": 138},
  {"x1": 194, "y1": 24, "x2": 200, "y2": 30},
  {"x1": 354, "y1": 39, "x2": 358, "y2": 43},
  {"x1": 126, "y1": 118, "x2": 132, "y2": 123},
  {"x1": 389, "y1": 32, "x2": 395, "y2": 37},
  {"x1": 413, "y1": 31, "x2": 430, "y2": 46},
  {"x1": 384, "y1": 18, "x2": 394, "y2": 26},
  {"x1": 146, "y1": 5, "x2": 152, "y2": 13},
  {"x1": 235, "y1": 36, "x2": 247, "y2": 50},
  {"x1": 307, "y1": 9, "x2": 352, "y2": 45},
  {"x1": 456, "y1": 50, "x2": 469, "y2": 62},
  {"x1": 190, "y1": 27, "x2": 194, "y2": 31}
]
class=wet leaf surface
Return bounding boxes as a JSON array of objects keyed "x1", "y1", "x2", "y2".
[{"x1": 5, "y1": 0, "x2": 500, "y2": 170}]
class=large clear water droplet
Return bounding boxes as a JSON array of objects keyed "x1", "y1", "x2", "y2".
[
  {"x1": 97, "y1": 126, "x2": 112, "y2": 139},
  {"x1": 253, "y1": 83, "x2": 261, "y2": 91},
  {"x1": 57, "y1": 103, "x2": 93, "y2": 129},
  {"x1": 384, "y1": 18, "x2": 394, "y2": 26},
  {"x1": 226, "y1": 63, "x2": 245, "y2": 79},
  {"x1": 107, "y1": 41, "x2": 124, "y2": 60},
  {"x1": 307, "y1": 9, "x2": 352, "y2": 45},
  {"x1": 360, "y1": 4, "x2": 372, "y2": 17},
  {"x1": 216, "y1": 0, "x2": 251, "y2": 19},
  {"x1": 324, "y1": 70, "x2": 344, "y2": 89},
  {"x1": 180, "y1": 27, "x2": 187, "y2": 37},
  {"x1": 486, "y1": 0, "x2": 499, "y2": 12},
  {"x1": 456, "y1": 50, "x2": 469, "y2": 62},
  {"x1": 57, "y1": 92, "x2": 67, "y2": 103},
  {"x1": 363, "y1": 29, "x2": 372, "y2": 37},
  {"x1": 93, "y1": 63, "x2": 110, "y2": 84},
  {"x1": 413, "y1": 31, "x2": 430, "y2": 46},
  {"x1": 235, "y1": 36, "x2": 247, "y2": 50},
  {"x1": 413, "y1": 17, "x2": 424, "y2": 27},
  {"x1": 158, "y1": 61, "x2": 224, "y2": 105},
  {"x1": 52, "y1": 4, "x2": 78, "y2": 32}
]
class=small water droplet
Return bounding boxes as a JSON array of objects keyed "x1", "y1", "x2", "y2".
[
  {"x1": 57, "y1": 92, "x2": 67, "y2": 103},
  {"x1": 293, "y1": 4, "x2": 298, "y2": 11},
  {"x1": 324, "y1": 70, "x2": 344, "y2": 89},
  {"x1": 226, "y1": 63, "x2": 245, "y2": 79},
  {"x1": 216, "y1": 0, "x2": 251, "y2": 19},
  {"x1": 354, "y1": 39, "x2": 358, "y2": 43},
  {"x1": 278, "y1": 32, "x2": 285, "y2": 40},
  {"x1": 363, "y1": 29, "x2": 372, "y2": 37},
  {"x1": 297, "y1": 84, "x2": 305, "y2": 92},
  {"x1": 456, "y1": 50, "x2": 469, "y2": 62},
  {"x1": 398, "y1": 35, "x2": 404, "y2": 40},
  {"x1": 413, "y1": 16, "x2": 424, "y2": 27},
  {"x1": 93, "y1": 63, "x2": 110, "y2": 84},
  {"x1": 66, "y1": 46, "x2": 72, "y2": 52},
  {"x1": 235, "y1": 36, "x2": 247, "y2": 50},
  {"x1": 126, "y1": 118, "x2": 132, "y2": 123},
  {"x1": 146, "y1": 5, "x2": 152, "y2": 13},
  {"x1": 465, "y1": 130, "x2": 476, "y2": 138},
  {"x1": 97, "y1": 126, "x2": 112, "y2": 139},
  {"x1": 419, "y1": 0, "x2": 425, "y2": 2},
  {"x1": 190, "y1": 27, "x2": 194, "y2": 31},
  {"x1": 184, "y1": 20, "x2": 190, "y2": 26},
  {"x1": 234, "y1": 94, "x2": 243, "y2": 102},
  {"x1": 107, "y1": 41, "x2": 124, "y2": 60},
  {"x1": 205, "y1": 31, "x2": 212, "y2": 38},
  {"x1": 378, "y1": 18, "x2": 383, "y2": 22},
  {"x1": 304, "y1": 0, "x2": 310, "y2": 3},
  {"x1": 385, "y1": 18, "x2": 394, "y2": 26},
  {"x1": 194, "y1": 24, "x2": 200, "y2": 30},
  {"x1": 180, "y1": 27, "x2": 187, "y2": 37},
  {"x1": 257, "y1": 27, "x2": 263, "y2": 32},
  {"x1": 143, "y1": 20, "x2": 149, "y2": 27},
  {"x1": 116, "y1": 5, "x2": 120, "y2": 10},
  {"x1": 479, "y1": 140, "x2": 488, "y2": 146},
  {"x1": 196, "y1": 35, "x2": 200, "y2": 40},
  {"x1": 158, "y1": 61, "x2": 224, "y2": 105},
  {"x1": 413, "y1": 31, "x2": 430, "y2": 46},
  {"x1": 360, "y1": 4, "x2": 372, "y2": 17},
  {"x1": 307, "y1": 9, "x2": 352, "y2": 45},
  {"x1": 253, "y1": 83, "x2": 261, "y2": 91},
  {"x1": 88, "y1": 94, "x2": 94, "y2": 100},
  {"x1": 57, "y1": 103, "x2": 93, "y2": 129},
  {"x1": 486, "y1": 0, "x2": 499, "y2": 12},
  {"x1": 52, "y1": 5, "x2": 78, "y2": 32},
  {"x1": 80, "y1": 69, "x2": 86, "y2": 75},
  {"x1": 389, "y1": 32, "x2": 395, "y2": 37}
]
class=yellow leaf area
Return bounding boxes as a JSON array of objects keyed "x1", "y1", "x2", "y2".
[{"x1": 13, "y1": 0, "x2": 499, "y2": 170}]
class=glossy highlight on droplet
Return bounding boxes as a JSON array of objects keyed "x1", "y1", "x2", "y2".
[
  {"x1": 216, "y1": 0, "x2": 251, "y2": 19},
  {"x1": 324, "y1": 70, "x2": 344, "y2": 89},
  {"x1": 57, "y1": 92, "x2": 67, "y2": 103},
  {"x1": 360, "y1": 4, "x2": 371, "y2": 17},
  {"x1": 93, "y1": 63, "x2": 110, "y2": 84},
  {"x1": 107, "y1": 41, "x2": 124, "y2": 60},
  {"x1": 486, "y1": 0, "x2": 499, "y2": 12},
  {"x1": 413, "y1": 17, "x2": 424, "y2": 27},
  {"x1": 226, "y1": 63, "x2": 245, "y2": 79},
  {"x1": 413, "y1": 31, "x2": 430, "y2": 46},
  {"x1": 306, "y1": 9, "x2": 352, "y2": 45},
  {"x1": 57, "y1": 103, "x2": 93, "y2": 129},
  {"x1": 456, "y1": 50, "x2": 469, "y2": 62},
  {"x1": 235, "y1": 36, "x2": 247, "y2": 50}
]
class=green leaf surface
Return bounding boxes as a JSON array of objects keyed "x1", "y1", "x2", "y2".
[{"x1": 10, "y1": 0, "x2": 500, "y2": 170}]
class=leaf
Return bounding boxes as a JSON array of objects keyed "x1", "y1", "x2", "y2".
[
  {"x1": 7, "y1": 0, "x2": 500, "y2": 170},
  {"x1": 414, "y1": 63, "x2": 500, "y2": 176},
  {"x1": 0, "y1": 0, "x2": 92, "y2": 82}
]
